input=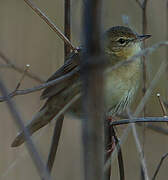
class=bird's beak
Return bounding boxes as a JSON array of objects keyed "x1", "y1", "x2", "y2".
[{"x1": 137, "y1": 34, "x2": 151, "y2": 41}]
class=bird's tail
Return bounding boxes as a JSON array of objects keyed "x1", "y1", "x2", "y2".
[
  {"x1": 11, "y1": 104, "x2": 63, "y2": 147},
  {"x1": 11, "y1": 81, "x2": 80, "y2": 148}
]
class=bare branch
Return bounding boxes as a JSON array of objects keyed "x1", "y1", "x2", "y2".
[
  {"x1": 0, "y1": 51, "x2": 44, "y2": 83},
  {"x1": 152, "y1": 152, "x2": 168, "y2": 180},
  {"x1": 0, "y1": 66, "x2": 79, "y2": 102},
  {"x1": 24, "y1": 0, "x2": 76, "y2": 52},
  {"x1": 135, "y1": 0, "x2": 143, "y2": 8},
  {"x1": 64, "y1": 0, "x2": 71, "y2": 56},
  {"x1": 82, "y1": 0, "x2": 104, "y2": 180},
  {"x1": 0, "y1": 76, "x2": 52, "y2": 180},
  {"x1": 141, "y1": 0, "x2": 149, "y2": 116},
  {"x1": 127, "y1": 110, "x2": 149, "y2": 180},
  {"x1": 47, "y1": 116, "x2": 64, "y2": 172},
  {"x1": 45, "y1": 0, "x2": 72, "y2": 174},
  {"x1": 156, "y1": 93, "x2": 167, "y2": 117},
  {"x1": 110, "y1": 117, "x2": 168, "y2": 126}
]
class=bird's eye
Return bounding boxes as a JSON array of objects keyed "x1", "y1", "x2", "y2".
[{"x1": 118, "y1": 38, "x2": 126, "y2": 44}]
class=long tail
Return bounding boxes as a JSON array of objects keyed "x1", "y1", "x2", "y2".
[
  {"x1": 11, "y1": 81, "x2": 80, "y2": 147},
  {"x1": 11, "y1": 104, "x2": 63, "y2": 147}
]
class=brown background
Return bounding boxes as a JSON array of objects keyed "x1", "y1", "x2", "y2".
[{"x1": 0, "y1": 0, "x2": 168, "y2": 179}]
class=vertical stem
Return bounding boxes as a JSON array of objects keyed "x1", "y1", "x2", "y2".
[
  {"x1": 166, "y1": 0, "x2": 168, "y2": 100},
  {"x1": 47, "y1": 116, "x2": 64, "y2": 172},
  {"x1": 64, "y1": 0, "x2": 71, "y2": 57},
  {"x1": 46, "y1": 0, "x2": 72, "y2": 174},
  {"x1": 142, "y1": 0, "x2": 148, "y2": 116},
  {"x1": 141, "y1": 1, "x2": 148, "y2": 179},
  {"x1": 81, "y1": 1, "x2": 105, "y2": 180},
  {"x1": 104, "y1": 119, "x2": 112, "y2": 180}
]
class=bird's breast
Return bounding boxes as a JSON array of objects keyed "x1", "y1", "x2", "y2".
[{"x1": 104, "y1": 58, "x2": 142, "y2": 114}]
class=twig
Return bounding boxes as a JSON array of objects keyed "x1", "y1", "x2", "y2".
[
  {"x1": 24, "y1": 0, "x2": 76, "y2": 52},
  {"x1": 141, "y1": 0, "x2": 148, "y2": 116},
  {"x1": 0, "y1": 76, "x2": 52, "y2": 180},
  {"x1": 47, "y1": 116, "x2": 64, "y2": 172},
  {"x1": 46, "y1": 0, "x2": 72, "y2": 173},
  {"x1": 113, "y1": 130, "x2": 125, "y2": 180},
  {"x1": 15, "y1": 64, "x2": 30, "y2": 91},
  {"x1": 0, "y1": 66, "x2": 79, "y2": 102},
  {"x1": 136, "y1": 0, "x2": 143, "y2": 8},
  {"x1": 166, "y1": 0, "x2": 168, "y2": 100},
  {"x1": 128, "y1": 110, "x2": 149, "y2": 180},
  {"x1": 64, "y1": 0, "x2": 71, "y2": 56},
  {"x1": 152, "y1": 152, "x2": 168, "y2": 180},
  {"x1": 104, "y1": 118, "x2": 113, "y2": 180},
  {"x1": 81, "y1": 0, "x2": 105, "y2": 180},
  {"x1": 156, "y1": 93, "x2": 167, "y2": 117},
  {"x1": 110, "y1": 117, "x2": 168, "y2": 126},
  {"x1": 145, "y1": 124, "x2": 168, "y2": 135},
  {"x1": 0, "y1": 51, "x2": 44, "y2": 83}
]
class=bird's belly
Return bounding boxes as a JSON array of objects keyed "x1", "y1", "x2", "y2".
[{"x1": 104, "y1": 66, "x2": 141, "y2": 114}]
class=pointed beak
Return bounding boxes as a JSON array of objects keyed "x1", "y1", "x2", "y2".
[{"x1": 137, "y1": 34, "x2": 151, "y2": 41}]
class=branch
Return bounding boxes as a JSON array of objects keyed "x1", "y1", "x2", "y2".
[
  {"x1": 0, "y1": 66, "x2": 79, "y2": 102},
  {"x1": 135, "y1": 0, "x2": 143, "y2": 8},
  {"x1": 64, "y1": 0, "x2": 71, "y2": 56},
  {"x1": 0, "y1": 76, "x2": 51, "y2": 180},
  {"x1": 24, "y1": 0, "x2": 76, "y2": 52},
  {"x1": 81, "y1": 0, "x2": 104, "y2": 180},
  {"x1": 0, "y1": 51, "x2": 44, "y2": 83},
  {"x1": 46, "y1": 0, "x2": 72, "y2": 174},
  {"x1": 110, "y1": 117, "x2": 168, "y2": 126},
  {"x1": 152, "y1": 152, "x2": 168, "y2": 180},
  {"x1": 47, "y1": 116, "x2": 64, "y2": 172}
]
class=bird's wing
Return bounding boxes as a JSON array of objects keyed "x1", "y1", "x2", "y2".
[{"x1": 41, "y1": 50, "x2": 81, "y2": 99}]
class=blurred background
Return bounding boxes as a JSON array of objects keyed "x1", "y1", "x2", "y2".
[{"x1": 0, "y1": 0, "x2": 168, "y2": 179}]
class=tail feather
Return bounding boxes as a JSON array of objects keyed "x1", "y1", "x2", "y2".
[
  {"x1": 11, "y1": 82, "x2": 80, "y2": 147},
  {"x1": 11, "y1": 107, "x2": 56, "y2": 147}
]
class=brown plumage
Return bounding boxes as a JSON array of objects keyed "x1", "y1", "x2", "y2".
[{"x1": 11, "y1": 26, "x2": 150, "y2": 147}]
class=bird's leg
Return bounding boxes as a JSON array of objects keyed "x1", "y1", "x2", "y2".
[{"x1": 105, "y1": 115, "x2": 117, "y2": 154}]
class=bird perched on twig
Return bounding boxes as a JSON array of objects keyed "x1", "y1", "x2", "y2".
[{"x1": 11, "y1": 26, "x2": 150, "y2": 147}]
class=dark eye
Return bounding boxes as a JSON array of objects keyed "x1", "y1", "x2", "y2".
[{"x1": 118, "y1": 38, "x2": 126, "y2": 44}]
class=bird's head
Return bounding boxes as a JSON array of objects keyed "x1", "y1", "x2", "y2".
[{"x1": 104, "y1": 26, "x2": 151, "y2": 63}]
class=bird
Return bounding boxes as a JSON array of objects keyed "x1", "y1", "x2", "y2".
[{"x1": 11, "y1": 26, "x2": 151, "y2": 147}]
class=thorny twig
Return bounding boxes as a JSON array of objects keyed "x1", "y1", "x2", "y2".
[{"x1": 24, "y1": 0, "x2": 76, "y2": 52}]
